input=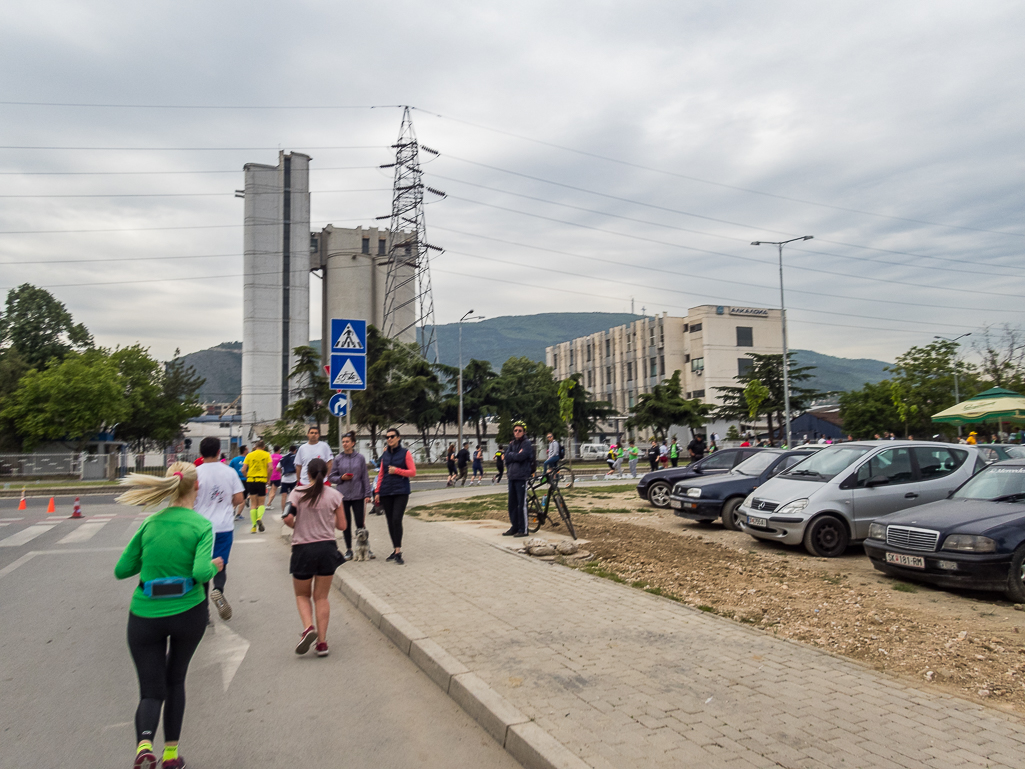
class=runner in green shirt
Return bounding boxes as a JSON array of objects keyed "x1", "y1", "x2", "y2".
[
  {"x1": 626, "y1": 439, "x2": 641, "y2": 477},
  {"x1": 114, "y1": 462, "x2": 223, "y2": 769},
  {"x1": 669, "y1": 438, "x2": 680, "y2": 467}
]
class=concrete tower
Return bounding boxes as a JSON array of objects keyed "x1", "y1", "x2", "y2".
[{"x1": 241, "y1": 151, "x2": 311, "y2": 439}]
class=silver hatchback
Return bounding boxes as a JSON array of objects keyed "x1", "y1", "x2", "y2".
[{"x1": 737, "y1": 441, "x2": 981, "y2": 557}]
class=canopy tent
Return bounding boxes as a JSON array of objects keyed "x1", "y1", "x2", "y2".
[{"x1": 931, "y1": 387, "x2": 1025, "y2": 427}]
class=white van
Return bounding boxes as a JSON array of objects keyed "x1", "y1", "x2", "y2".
[{"x1": 579, "y1": 443, "x2": 610, "y2": 461}]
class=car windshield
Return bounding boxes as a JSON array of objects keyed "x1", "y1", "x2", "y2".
[
  {"x1": 1006, "y1": 446, "x2": 1025, "y2": 460},
  {"x1": 779, "y1": 445, "x2": 872, "y2": 480},
  {"x1": 733, "y1": 451, "x2": 781, "y2": 476},
  {"x1": 953, "y1": 465, "x2": 1025, "y2": 501}
]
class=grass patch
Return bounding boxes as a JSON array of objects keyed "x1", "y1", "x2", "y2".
[
  {"x1": 565, "y1": 484, "x2": 636, "y2": 497},
  {"x1": 580, "y1": 560, "x2": 627, "y2": 584},
  {"x1": 631, "y1": 580, "x2": 649, "y2": 588},
  {"x1": 892, "y1": 582, "x2": 919, "y2": 593},
  {"x1": 697, "y1": 605, "x2": 716, "y2": 613},
  {"x1": 588, "y1": 507, "x2": 636, "y2": 514},
  {"x1": 822, "y1": 574, "x2": 845, "y2": 585}
]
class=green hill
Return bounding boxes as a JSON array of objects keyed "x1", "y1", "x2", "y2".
[{"x1": 180, "y1": 315, "x2": 891, "y2": 403}]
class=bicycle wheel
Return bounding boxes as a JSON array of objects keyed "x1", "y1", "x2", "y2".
[
  {"x1": 553, "y1": 490, "x2": 577, "y2": 540},
  {"x1": 554, "y1": 464, "x2": 576, "y2": 489},
  {"x1": 527, "y1": 492, "x2": 543, "y2": 533}
]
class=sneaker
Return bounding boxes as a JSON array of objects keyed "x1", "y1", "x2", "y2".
[
  {"x1": 315, "y1": 642, "x2": 329, "y2": 657},
  {"x1": 250, "y1": 525, "x2": 257, "y2": 534},
  {"x1": 162, "y1": 758, "x2": 187, "y2": 769},
  {"x1": 344, "y1": 549, "x2": 353, "y2": 561},
  {"x1": 296, "y1": 625, "x2": 317, "y2": 655},
  {"x1": 210, "y1": 588, "x2": 232, "y2": 620},
  {"x1": 368, "y1": 550, "x2": 376, "y2": 560},
  {"x1": 513, "y1": 531, "x2": 528, "y2": 538},
  {"x1": 257, "y1": 518, "x2": 265, "y2": 533},
  {"x1": 393, "y1": 553, "x2": 404, "y2": 565},
  {"x1": 501, "y1": 528, "x2": 516, "y2": 536},
  {"x1": 133, "y1": 750, "x2": 158, "y2": 769},
  {"x1": 386, "y1": 552, "x2": 397, "y2": 562}
]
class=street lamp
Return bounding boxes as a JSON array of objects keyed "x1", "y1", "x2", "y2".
[
  {"x1": 751, "y1": 235, "x2": 814, "y2": 448},
  {"x1": 935, "y1": 333, "x2": 971, "y2": 437},
  {"x1": 458, "y1": 310, "x2": 485, "y2": 450}
]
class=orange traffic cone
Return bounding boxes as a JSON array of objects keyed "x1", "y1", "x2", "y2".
[
  {"x1": 18, "y1": 487, "x2": 26, "y2": 511},
  {"x1": 70, "y1": 497, "x2": 82, "y2": 519},
  {"x1": 46, "y1": 497, "x2": 56, "y2": 514}
]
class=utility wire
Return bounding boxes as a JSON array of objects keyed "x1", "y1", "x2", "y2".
[
  {"x1": 0, "y1": 165, "x2": 380, "y2": 175},
  {"x1": 0, "y1": 101, "x2": 404, "y2": 110},
  {"x1": 0, "y1": 145, "x2": 385, "y2": 151}
]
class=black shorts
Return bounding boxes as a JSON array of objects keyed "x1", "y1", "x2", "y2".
[
  {"x1": 269, "y1": 479, "x2": 281, "y2": 488},
  {"x1": 447, "y1": 461, "x2": 456, "y2": 474},
  {"x1": 290, "y1": 540, "x2": 345, "y2": 580},
  {"x1": 280, "y1": 481, "x2": 296, "y2": 495},
  {"x1": 246, "y1": 481, "x2": 267, "y2": 496}
]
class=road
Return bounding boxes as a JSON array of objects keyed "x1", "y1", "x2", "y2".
[{"x1": 0, "y1": 499, "x2": 521, "y2": 769}]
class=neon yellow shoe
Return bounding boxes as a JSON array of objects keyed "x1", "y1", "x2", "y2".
[{"x1": 251, "y1": 524, "x2": 258, "y2": 534}]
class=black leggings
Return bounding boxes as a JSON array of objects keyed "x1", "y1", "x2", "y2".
[
  {"x1": 379, "y1": 494, "x2": 409, "y2": 549},
  {"x1": 341, "y1": 499, "x2": 366, "y2": 550},
  {"x1": 127, "y1": 601, "x2": 208, "y2": 744}
]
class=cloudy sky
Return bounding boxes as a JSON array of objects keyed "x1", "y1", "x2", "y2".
[{"x1": 1, "y1": 0, "x2": 1022, "y2": 366}]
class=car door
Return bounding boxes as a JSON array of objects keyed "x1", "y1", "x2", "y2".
[
  {"x1": 911, "y1": 446, "x2": 970, "y2": 503},
  {"x1": 696, "y1": 450, "x2": 737, "y2": 476},
  {"x1": 851, "y1": 447, "x2": 921, "y2": 538}
]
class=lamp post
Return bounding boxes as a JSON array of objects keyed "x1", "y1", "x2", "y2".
[
  {"x1": 458, "y1": 310, "x2": 484, "y2": 450},
  {"x1": 751, "y1": 235, "x2": 813, "y2": 448},
  {"x1": 935, "y1": 333, "x2": 971, "y2": 438}
]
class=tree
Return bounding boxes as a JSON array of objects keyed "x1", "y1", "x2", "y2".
[
  {"x1": 626, "y1": 370, "x2": 708, "y2": 441},
  {"x1": 886, "y1": 340, "x2": 973, "y2": 437},
  {"x1": 744, "y1": 379, "x2": 770, "y2": 421},
  {"x1": 838, "y1": 381, "x2": 903, "y2": 439},
  {"x1": 715, "y1": 353, "x2": 821, "y2": 445},
  {"x1": 1, "y1": 349, "x2": 126, "y2": 450},
  {"x1": 0, "y1": 284, "x2": 92, "y2": 369},
  {"x1": 262, "y1": 419, "x2": 308, "y2": 449},
  {"x1": 562, "y1": 373, "x2": 617, "y2": 443},
  {"x1": 457, "y1": 359, "x2": 500, "y2": 446},
  {"x1": 153, "y1": 349, "x2": 205, "y2": 444},
  {"x1": 350, "y1": 326, "x2": 411, "y2": 459},
  {"x1": 284, "y1": 345, "x2": 332, "y2": 427},
  {"x1": 972, "y1": 324, "x2": 1025, "y2": 391},
  {"x1": 493, "y1": 356, "x2": 561, "y2": 439},
  {"x1": 403, "y1": 355, "x2": 446, "y2": 462}
]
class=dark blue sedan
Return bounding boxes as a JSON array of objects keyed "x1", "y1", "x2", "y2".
[
  {"x1": 669, "y1": 448, "x2": 821, "y2": 531},
  {"x1": 864, "y1": 459, "x2": 1025, "y2": 602}
]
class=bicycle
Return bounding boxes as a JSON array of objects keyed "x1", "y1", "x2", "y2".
[
  {"x1": 541, "y1": 458, "x2": 576, "y2": 489},
  {"x1": 526, "y1": 467, "x2": 577, "y2": 540}
]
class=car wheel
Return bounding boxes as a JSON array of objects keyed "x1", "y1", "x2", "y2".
[
  {"x1": 647, "y1": 482, "x2": 671, "y2": 508},
  {"x1": 720, "y1": 498, "x2": 744, "y2": 531},
  {"x1": 1005, "y1": 545, "x2": 1025, "y2": 603},
  {"x1": 803, "y1": 514, "x2": 849, "y2": 558}
]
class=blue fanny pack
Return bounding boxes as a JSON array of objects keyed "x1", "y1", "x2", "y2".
[{"x1": 140, "y1": 577, "x2": 196, "y2": 599}]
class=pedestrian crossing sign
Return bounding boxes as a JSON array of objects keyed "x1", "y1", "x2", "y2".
[
  {"x1": 329, "y1": 354, "x2": 367, "y2": 390},
  {"x1": 331, "y1": 318, "x2": 366, "y2": 352}
]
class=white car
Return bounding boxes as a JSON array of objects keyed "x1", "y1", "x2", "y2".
[{"x1": 578, "y1": 443, "x2": 610, "y2": 461}]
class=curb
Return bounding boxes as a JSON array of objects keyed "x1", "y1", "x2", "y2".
[{"x1": 280, "y1": 526, "x2": 589, "y2": 769}]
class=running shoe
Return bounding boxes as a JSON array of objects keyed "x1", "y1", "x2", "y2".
[
  {"x1": 210, "y1": 588, "x2": 232, "y2": 620},
  {"x1": 368, "y1": 550, "x2": 376, "y2": 560},
  {"x1": 296, "y1": 625, "x2": 317, "y2": 655},
  {"x1": 250, "y1": 525, "x2": 257, "y2": 534},
  {"x1": 315, "y1": 642, "x2": 329, "y2": 657},
  {"x1": 257, "y1": 518, "x2": 265, "y2": 532},
  {"x1": 133, "y1": 750, "x2": 158, "y2": 769},
  {"x1": 393, "y1": 553, "x2": 404, "y2": 565},
  {"x1": 344, "y1": 549, "x2": 353, "y2": 561},
  {"x1": 386, "y1": 552, "x2": 397, "y2": 562},
  {"x1": 162, "y1": 758, "x2": 187, "y2": 769}
]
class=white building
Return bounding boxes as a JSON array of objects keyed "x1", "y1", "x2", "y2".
[{"x1": 546, "y1": 305, "x2": 783, "y2": 439}]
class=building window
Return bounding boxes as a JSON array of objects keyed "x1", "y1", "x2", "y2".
[
  {"x1": 569, "y1": 349, "x2": 575, "y2": 367},
  {"x1": 691, "y1": 357, "x2": 704, "y2": 372},
  {"x1": 738, "y1": 358, "x2": 754, "y2": 378},
  {"x1": 690, "y1": 322, "x2": 702, "y2": 333},
  {"x1": 586, "y1": 370, "x2": 592, "y2": 387},
  {"x1": 606, "y1": 366, "x2": 613, "y2": 384},
  {"x1": 605, "y1": 339, "x2": 611, "y2": 357},
  {"x1": 691, "y1": 389, "x2": 705, "y2": 399},
  {"x1": 378, "y1": 239, "x2": 386, "y2": 255},
  {"x1": 553, "y1": 353, "x2": 558, "y2": 369},
  {"x1": 586, "y1": 345, "x2": 591, "y2": 362},
  {"x1": 650, "y1": 358, "x2": 657, "y2": 378},
  {"x1": 659, "y1": 355, "x2": 665, "y2": 376},
  {"x1": 684, "y1": 354, "x2": 690, "y2": 363},
  {"x1": 626, "y1": 362, "x2": 633, "y2": 381},
  {"x1": 628, "y1": 392, "x2": 635, "y2": 408},
  {"x1": 626, "y1": 334, "x2": 632, "y2": 352},
  {"x1": 658, "y1": 324, "x2": 664, "y2": 347},
  {"x1": 361, "y1": 237, "x2": 370, "y2": 255},
  {"x1": 683, "y1": 323, "x2": 689, "y2": 332},
  {"x1": 736, "y1": 326, "x2": 753, "y2": 347},
  {"x1": 649, "y1": 327, "x2": 655, "y2": 347}
]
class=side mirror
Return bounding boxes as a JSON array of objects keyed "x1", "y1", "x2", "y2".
[{"x1": 866, "y1": 475, "x2": 890, "y2": 488}]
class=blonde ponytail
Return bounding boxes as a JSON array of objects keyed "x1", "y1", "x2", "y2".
[{"x1": 116, "y1": 461, "x2": 198, "y2": 510}]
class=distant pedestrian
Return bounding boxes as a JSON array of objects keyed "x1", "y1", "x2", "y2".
[
  {"x1": 374, "y1": 428, "x2": 417, "y2": 564},
  {"x1": 445, "y1": 443, "x2": 457, "y2": 486},
  {"x1": 295, "y1": 426, "x2": 334, "y2": 486},
  {"x1": 194, "y1": 437, "x2": 244, "y2": 622},
  {"x1": 328, "y1": 431, "x2": 373, "y2": 561},
  {"x1": 669, "y1": 438, "x2": 680, "y2": 467},
  {"x1": 646, "y1": 439, "x2": 659, "y2": 472},
  {"x1": 605, "y1": 444, "x2": 619, "y2": 476},
  {"x1": 283, "y1": 457, "x2": 345, "y2": 658},
  {"x1": 115, "y1": 462, "x2": 223, "y2": 769},
  {"x1": 266, "y1": 445, "x2": 283, "y2": 508},
  {"x1": 627, "y1": 439, "x2": 640, "y2": 478},
  {"x1": 688, "y1": 434, "x2": 706, "y2": 461},
  {"x1": 278, "y1": 445, "x2": 298, "y2": 514},
  {"x1": 493, "y1": 445, "x2": 505, "y2": 484},
  {"x1": 544, "y1": 432, "x2": 561, "y2": 475},
  {"x1": 229, "y1": 445, "x2": 248, "y2": 519},
  {"x1": 658, "y1": 440, "x2": 669, "y2": 468},
  {"x1": 471, "y1": 444, "x2": 485, "y2": 485},
  {"x1": 503, "y1": 421, "x2": 535, "y2": 537},
  {"x1": 242, "y1": 440, "x2": 271, "y2": 534},
  {"x1": 456, "y1": 441, "x2": 470, "y2": 486}
]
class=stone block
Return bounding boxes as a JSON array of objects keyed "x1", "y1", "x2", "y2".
[
  {"x1": 506, "y1": 722, "x2": 591, "y2": 769},
  {"x1": 410, "y1": 637, "x2": 469, "y2": 693},
  {"x1": 449, "y1": 672, "x2": 528, "y2": 745},
  {"x1": 379, "y1": 612, "x2": 426, "y2": 655}
]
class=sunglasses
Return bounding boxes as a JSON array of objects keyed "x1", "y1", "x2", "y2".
[{"x1": 386, "y1": 434, "x2": 399, "y2": 440}]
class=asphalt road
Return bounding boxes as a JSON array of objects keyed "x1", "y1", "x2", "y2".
[{"x1": 0, "y1": 500, "x2": 521, "y2": 769}]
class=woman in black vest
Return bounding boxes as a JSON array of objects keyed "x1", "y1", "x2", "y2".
[{"x1": 373, "y1": 428, "x2": 417, "y2": 565}]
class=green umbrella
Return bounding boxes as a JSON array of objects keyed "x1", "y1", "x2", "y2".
[{"x1": 931, "y1": 387, "x2": 1025, "y2": 426}]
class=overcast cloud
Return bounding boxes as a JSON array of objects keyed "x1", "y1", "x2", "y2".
[{"x1": 1, "y1": 0, "x2": 1022, "y2": 366}]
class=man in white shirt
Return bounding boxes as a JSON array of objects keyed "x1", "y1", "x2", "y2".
[
  {"x1": 194, "y1": 437, "x2": 245, "y2": 621},
  {"x1": 295, "y1": 425, "x2": 334, "y2": 486}
]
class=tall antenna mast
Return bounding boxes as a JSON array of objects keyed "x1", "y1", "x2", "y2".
[{"x1": 380, "y1": 106, "x2": 444, "y2": 362}]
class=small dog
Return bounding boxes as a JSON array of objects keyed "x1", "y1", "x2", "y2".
[{"x1": 353, "y1": 527, "x2": 371, "y2": 561}]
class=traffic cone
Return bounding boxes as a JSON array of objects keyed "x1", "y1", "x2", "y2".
[
  {"x1": 18, "y1": 487, "x2": 26, "y2": 511},
  {"x1": 46, "y1": 497, "x2": 56, "y2": 514},
  {"x1": 70, "y1": 497, "x2": 82, "y2": 519}
]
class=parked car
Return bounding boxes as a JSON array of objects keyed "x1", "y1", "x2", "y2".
[
  {"x1": 637, "y1": 447, "x2": 764, "y2": 508},
  {"x1": 668, "y1": 447, "x2": 822, "y2": 529},
  {"x1": 975, "y1": 444, "x2": 1025, "y2": 463},
  {"x1": 578, "y1": 443, "x2": 610, "y2": 461},
  {"x1": 864, "y1": 459, "x2": 1025, "y2": 601},
  {"x1": 737, "y1": 440, "x2": 980, "y2": 557}
]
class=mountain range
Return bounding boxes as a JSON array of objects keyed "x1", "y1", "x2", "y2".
[{"x1": 179, "y1": 313, "x2": 891, "y2": 403}]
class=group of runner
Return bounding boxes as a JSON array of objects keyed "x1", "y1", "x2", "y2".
[
  {"x1": 445, "y1": 441, "x2": 499, "y2": 486},
  {"x1": 114, "y1": 424, "x2": 416, "y2": 769}
]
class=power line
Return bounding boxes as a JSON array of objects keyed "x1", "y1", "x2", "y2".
[
  {"x1": 0, "y1": 145, "x2": 385, "y2": 151},
  {"x1": 0, "y1": 216, "x2": 375, "y2": 235},
  {"x1": 0, "y1": 188, "x2": 388, "y2": 199},
  {"x1": 0, "y1": 165, "x2": 380, "y2": 176},
  {"x1": 0, "y1": 101, "x2": 405, "y2": 110}
]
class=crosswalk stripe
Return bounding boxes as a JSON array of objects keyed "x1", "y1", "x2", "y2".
[
  {"x1": 0, "y1": 523, "x2": 58, "y2": 548},
  {"x1": 58, "y1": 521, "x2": 109, "y2": 544},
  {"x1": 0, "y1": 517, "x2": 25, "y2": 522}
]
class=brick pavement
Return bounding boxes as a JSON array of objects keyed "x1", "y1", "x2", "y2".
[{"x1": 348, "y1": 509, "x2": 1025, "y2": 769}]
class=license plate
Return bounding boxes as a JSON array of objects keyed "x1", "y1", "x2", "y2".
[
  {"x1": 670, "y1": 500, "x2": 682, "y2": 509},
  {"x1": 748, "y1": 516, "x2": 767, "y2": 528},
  {"x1": 885, "y1": 552, "x2": 925, "y2": 569},
  {"x1": 683, "y1": 502, "x2": 696, "y2": 509}
]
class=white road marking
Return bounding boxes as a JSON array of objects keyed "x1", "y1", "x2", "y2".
[
  {"x1": 58, "y1": 520, "x2": 109, "y2": 544},
  {"x1": 196, "y1": 621, "x2": 251, "y2": 692},
  {"x1": 0, "y1": 547, "x2": 122, "y2": 580},
  {"x1": 0, "y1": 517, "x2": 25, "y2": 521},
  {"x1": 0, "y1": 523, "x2": 58, "y2": 548}
]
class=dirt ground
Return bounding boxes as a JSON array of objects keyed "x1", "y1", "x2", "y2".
[{"x1": 416, "y1": 485, "x2": 1025, "y2": 714}]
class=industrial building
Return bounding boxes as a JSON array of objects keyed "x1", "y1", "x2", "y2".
[{"x1": 546, "y1": 305, "x2": 784, "y2": 439}]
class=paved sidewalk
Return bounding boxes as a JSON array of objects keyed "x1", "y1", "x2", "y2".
[{"x1": 347, "y1": 509, "x2": 1025, "y2": 769}]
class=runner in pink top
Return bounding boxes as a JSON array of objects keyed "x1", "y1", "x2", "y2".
[{"x1": 266, "y1": 446, "x2": 283, "y2": 508}]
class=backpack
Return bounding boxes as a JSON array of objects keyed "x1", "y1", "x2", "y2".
[
  {"x1": 558, "y1": 442, "x2": 566, "y2": 460},
  {"x1": 279, "y1": 453, "x2": 296, "y2": 475}
]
